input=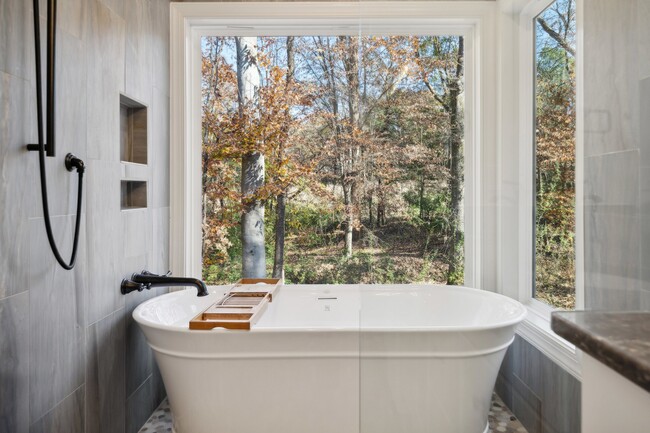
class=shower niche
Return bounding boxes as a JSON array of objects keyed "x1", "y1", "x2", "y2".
[
  {"x1": 120, "y1": 94, "x2": 148, "y2": 164},
  {"x1": 121, "y1": 180, "x2": 147, "y2": 209},
  {"x1": 120, "y1": 94, "x2": 148, "y2": 210}
]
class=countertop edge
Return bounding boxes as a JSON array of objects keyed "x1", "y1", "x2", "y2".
[{"x1": 551, "y1": 312, "x2": 650, "y2": 393}]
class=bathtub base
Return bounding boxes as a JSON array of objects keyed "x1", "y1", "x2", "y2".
[
  {"x1": 159, "y1": 352, "x2": 503, "y2": 433},
  {"x1": 169, "y1": 419, "x2": 491, "y2": 433}
]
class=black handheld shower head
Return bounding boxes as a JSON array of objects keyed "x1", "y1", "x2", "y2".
[{"x1": 25, "y1": 0, "x2": 85, "y2": 270}]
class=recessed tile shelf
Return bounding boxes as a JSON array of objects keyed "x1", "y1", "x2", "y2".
[
  {"x1": 120, "y1": 94, "x2": 147, "y2": 165},
  {"x1": 121, "y1": 180, "x2": 147, "y2": 210},
  {"x1": 120, "y1": 94, "x2": 148, "y2": 210}
]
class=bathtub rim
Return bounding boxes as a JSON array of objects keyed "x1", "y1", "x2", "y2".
[{"x1": 133, "y1": 284, "x2": 526, "y2": 334}]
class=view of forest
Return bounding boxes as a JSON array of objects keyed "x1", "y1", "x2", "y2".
[
  {"x1": 200, "y1": 0, "x2": 576, "y2": 309},
  {"x1": 534, "y1": 0, "x2": 576, "y2": 309},
  {"x1": 201, "y1": 34, "x2": 466, "y2": 286}
]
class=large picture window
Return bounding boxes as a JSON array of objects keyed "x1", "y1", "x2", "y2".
[
  {"x1": 170, "y1": 3, "x2": 489, "y2": 290},
  {"x1": 200, "y1": 35, "x2": 466, "y2": 286},
  {"x1": 533, "y1": 0, "x2": 577, "y2": 309}
]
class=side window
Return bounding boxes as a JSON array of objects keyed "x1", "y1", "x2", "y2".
[{"x1": 533, "y1": 0, "x2": 577, "y2": 309}]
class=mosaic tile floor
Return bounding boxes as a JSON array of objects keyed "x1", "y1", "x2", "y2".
[
  {"x1": 139, "y1": 393, "x2": 528, "y2": 433},
  {"x1": 488, "y1": 394, "x2": 529, "y2": 433}
]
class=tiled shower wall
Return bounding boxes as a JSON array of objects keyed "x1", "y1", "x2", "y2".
[
  {"x1": 0, "y1": 0, "x2": 171, "y2": 432},
  {"x1": 582, "y1": 0, "x2": 650, "y2": 311}
]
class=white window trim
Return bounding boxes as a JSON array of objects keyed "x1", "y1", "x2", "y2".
[
  {"x1": 170, "y1": 2, "x2": 498, "y2": 289},
  {"x1": 516, "y1": 0, "x2": 584, "y2": 380}
]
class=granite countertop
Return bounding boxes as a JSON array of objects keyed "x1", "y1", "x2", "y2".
[{"x1": 551, "y1": 311, "x2": 650, "y2": 392}]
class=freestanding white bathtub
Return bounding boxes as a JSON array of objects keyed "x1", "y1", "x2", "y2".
[{"x1": 134, "y1": 284, "x2": 526, "y2": 433}]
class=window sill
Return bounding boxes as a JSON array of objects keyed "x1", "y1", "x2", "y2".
[{"x1": 516, "y1": 299, "x2": 582, "y2": 380}]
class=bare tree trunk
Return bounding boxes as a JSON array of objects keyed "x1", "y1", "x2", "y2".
[
  {"x1": 201, "y1": 151, "x2": 210, "y2": 262},
  {"x1": 447, "y1": 37, "x2": 464, "y2": 284},
  {"x1": 419, "y1": 171, "x2": 425, "y2": 220},
  {"x1": 237, "y1": 37, "x2": 266, "y2": 278},
  {"x1": 343, "y1": 182, "x2": 353, "y2": 257},
  {"x1": 272, "y1": 192, "x2": 286, "y2": 279},
  {"x1": 342, "y1": 36, "x2": 360, "y2": 258},
  {"x1": 342, "y1": 36, "x2": 360, "y2": 127},
  {"x1": 272, "y1": 36, "x2": 294, "y2": 280},
  {"x1": 376, "y1": 177, "x2": 385, "y2": 227}
]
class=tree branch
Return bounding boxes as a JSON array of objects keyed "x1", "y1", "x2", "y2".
[{"x1": 537, "y1": 17, "x2": 575, "y2": 57}]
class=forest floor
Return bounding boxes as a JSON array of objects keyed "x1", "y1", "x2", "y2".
[
  {"x1": 204, "y1": 217, "x2": 574, "y2": 309},
  {"x1": 282, "y1": 220, "x2": 455, "y2": 285}
]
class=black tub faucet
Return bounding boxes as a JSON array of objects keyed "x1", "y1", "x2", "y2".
[{"x1": 121, "y1": 270, "x2": 209, "y2": 297}]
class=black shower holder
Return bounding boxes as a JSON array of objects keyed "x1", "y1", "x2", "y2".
[{"x1": 26, "y1": 147, "x2": 86, "y2": 173}]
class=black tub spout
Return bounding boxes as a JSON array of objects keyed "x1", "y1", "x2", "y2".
[{"x1": 121, "y1": 271, "x2": 209, "y2": 297}]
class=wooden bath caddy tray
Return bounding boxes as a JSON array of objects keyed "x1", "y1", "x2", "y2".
[{"x1": 189, "y1": 278, "x2": 280, "y2": 331}]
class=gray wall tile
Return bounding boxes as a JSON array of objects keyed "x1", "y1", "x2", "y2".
[
  {"x1": 0, "y1": 293, "x2": 30, "y2": 433},
  {"x1": 585, "y1": 205, "x2": 641, "y2": 309},
  {"x1": 0, "y1": 72, "x2": 33, "y2": 300},
  {"x1": 151, "y1": 207, "x2": 170, "y2": 275},
  {"x1": 85, "y1": 310, "x2": 126, "y2": 433},
  {"x1": 640, "y1": 0, "x2": 650, "y2": 80},
  {"x1": 58, "y1": 0, "x2": 87, "y2": 40},
  {"x1": 86, "y1": 0, "x2": 126, "y2": 162},
  {"x1": 85, "y1": 159, "x2": 125, "y2": 324},
  {"x1": 497, "y1": 336, "x2": 581, "y2": 433},
  {"x1": 122, "y1": 209, "x2": 151, "y2": 260},
  {"x1": 494, "y1": 346, "x2": 514, "y2": 409},
  {"x1": 510, "y1": 377, "x2": 542, "y2": 433},
  {"x1": 29, "y1": 216, "x2": 87, "y2": 422},
  {"x1": 123, "y1": 251, "x2": 155, "y2": 400},
  {"x1": 125, "y1": 378, "x2": 154, "y2": 433},
  {"x1": 584, "y1": 150, "x2": 639, "y2": 207},
  {"x1": 125, "y1": 284, "x2": 153, "y2": 398},
  {"x1": 125, "y1": 0, "x2": 153, "y2": 105},
  {"x1": 151, "y1": 0, "x2": 170, "y2": 95},
  {"x1": 150, "y1": 90, "x2": 170, "y2": 208},
  {"x1": 99, "y1": 0, "x2": 125, "y2": 18},
  {"x1": 30, "y1": 386, "x2": 85, "y2": 433},
  {"x1": 583, "y1": 0, "x2": 640, "y2": 158},
  {"x1": 0, "y1": 0, "x2": 34, "y2": 80}
]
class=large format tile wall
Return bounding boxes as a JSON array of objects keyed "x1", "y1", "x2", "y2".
[
  {"x1": 0, "y1": 0, "x2": 171, "y2": 432},
  {"x1": 583, "y1": 0, "x2": 650, "y2": 310}
]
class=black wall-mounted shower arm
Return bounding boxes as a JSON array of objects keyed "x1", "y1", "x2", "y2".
[{"x1": 26, "y1": 0, "x2": 85, "y2": 270}]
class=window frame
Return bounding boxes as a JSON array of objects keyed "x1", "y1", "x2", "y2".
[
  {"x1": 517, "y1": 0, "x2": 584, "y2": 379},
  {"x1": 170, "y1": 1, "x2": 496, "y2": 287}
]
